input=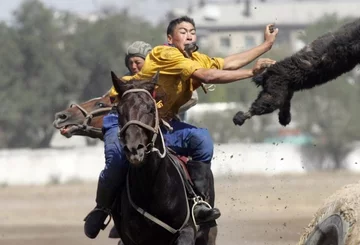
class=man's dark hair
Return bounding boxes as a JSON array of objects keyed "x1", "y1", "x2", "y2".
[{"x1": 166, "y1": 16, "x2": 196, "y2": 35}]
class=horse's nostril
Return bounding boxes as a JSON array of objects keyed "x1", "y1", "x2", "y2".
[
  {"x1": 137, "y1": 144, "x2": 145, "y2": 150},
  {"x1": 59, "y1": 114, "x2": 68, "y2": 120},
  {"x1": 55, "y1": 112, "x2": 69, "y2": 121},
  {"x1": 123, "y1": 145, "x2": 130, "y2": 153}
]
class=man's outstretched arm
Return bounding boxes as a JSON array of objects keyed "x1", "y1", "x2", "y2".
[
  {"x1": 223, "y1": 24, "x2": 278, "y2": 70},
  {"x1": 192, "y1": 58, "x2": 275, "y2": 87}
]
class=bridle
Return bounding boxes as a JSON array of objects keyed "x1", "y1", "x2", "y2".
[
  {"x1": 117, "y1": 88, "x2": 166, "y2": 158},
  {"x1": 119, "y1": 88, "x2": 193, "y2": 234},
  {"x1": 68, "y1": 102, "x2": 112, "y2": 136}
]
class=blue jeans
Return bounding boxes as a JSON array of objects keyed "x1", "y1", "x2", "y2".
[
  {"x1": 99, "y1": 113, "x2": 214, "y2": 188},
  {"x1": 99, "y1": 113, "x2": 129, "y2": 190},
  {"x1": 161, "y1": 120, "x2": 214, "y2": 164}
]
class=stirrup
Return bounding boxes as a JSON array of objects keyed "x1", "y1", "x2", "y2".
[
  {"x1": 83, "y1": 207, "x2": 112, "y2": 230},
  {"x1": 190, "y1": 196, "x2": 212, "y2": 230}
]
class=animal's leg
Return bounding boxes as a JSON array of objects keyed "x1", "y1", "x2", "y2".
[
  {"x1": 108, "y1": 225, "x2": 120, "y2": 238},
  {"x1": 174, "y1": 226, "x2": 196, "y2": 245},
  {"x1": 250, "y1": 91, "x2": 286, "y2": 115},
  {"x1": 278, "y1": 91, "x2": 294, "y2": 126},
  {"x1": 233, "y1": 90, "x2": 286, "y2": 126},
  {"x1": 195, "y1": 227, "x2": 209, "y2": 245},
  {"x1": 195, "y1": 226, "x2": 217, "y2": 245},
  {"x1": 232, "y1": 110, "x2": 253, "y2": 126},
  {"x1": 207, "y1": 226, "x2": 217, "y2": 245}
]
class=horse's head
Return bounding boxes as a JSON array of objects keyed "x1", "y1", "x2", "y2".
[
  {"x1": 53, "y1": 94, "x2": 112, "y2": 139},
  {"x1": 111, "y1": 71, "x2": 161, "y2": 166}
]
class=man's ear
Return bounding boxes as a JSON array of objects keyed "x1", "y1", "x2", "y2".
[{"x1": 167, "y1": 34, "x2": 172, "y2": 44}]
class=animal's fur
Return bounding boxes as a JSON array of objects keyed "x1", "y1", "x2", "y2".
[{"x1": 233, "y1": 18, "x2": 360, "y2": 127}]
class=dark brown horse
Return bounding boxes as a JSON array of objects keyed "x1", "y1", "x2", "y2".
[
  {"x1": 53, "y1": 93, "x2": 112, "y2": 140},
  {"x1": 52, "y1": 81, "x2": 218, "y2": 245},
  {"x1": 111, "y1": 71, "x2": 217, "y2": 245}
]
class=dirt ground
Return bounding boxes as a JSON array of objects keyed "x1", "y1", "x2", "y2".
[{"x1": 1, "y1": 171, "x2": 360, "y2": 245}]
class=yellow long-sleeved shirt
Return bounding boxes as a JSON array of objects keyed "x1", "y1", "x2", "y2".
[{"x1": 109, "y1": 45, "x2": 224, "y2": 120}]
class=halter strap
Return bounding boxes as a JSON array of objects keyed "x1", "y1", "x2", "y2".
[{"x1": 118, "y1": 88, "x2": 166, "y2": 158}]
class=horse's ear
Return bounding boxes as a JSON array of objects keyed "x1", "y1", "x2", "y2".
[
  {"x1": 111, "y1": 71, "x2": 127, "y2": 97},
  {"x1": 151, "y1": 70, "x2": 160, "y2": 84}
]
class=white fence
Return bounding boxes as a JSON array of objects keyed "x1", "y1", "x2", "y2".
[{"x1": 2, "y1": 140, "x2": 360, "y2": 186}]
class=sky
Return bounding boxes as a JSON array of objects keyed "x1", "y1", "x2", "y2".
[
  {"x1": 1, "y1": 0, "x2": 358, "y2": 25},
  {"x1": 0, "y1": 0, "x2": 183, "y2": 25}
]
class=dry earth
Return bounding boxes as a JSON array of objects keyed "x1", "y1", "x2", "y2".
[{"x1": 1, "y1": 171, "x2": 360, "y2": 245}]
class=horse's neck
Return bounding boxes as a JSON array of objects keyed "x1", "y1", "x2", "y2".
[
  {"x1": 126, "y1": 135, "x2": 190, "y2": 229},
  {"x1": 130, "y1": 152, "x2": 161, "y2": 181},
  {"x1": 128, "y1": 153, "x2": 167, "y2": 204}
]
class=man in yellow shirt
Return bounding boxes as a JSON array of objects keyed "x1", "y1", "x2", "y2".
[{"x1": 84, "y1": 16, "x2": 278, "y2": 239}]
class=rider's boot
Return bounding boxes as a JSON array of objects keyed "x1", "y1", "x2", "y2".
[
  {"x1": 187, "y1": 160, "x2": 221, "y2": 224},
  {"x1": 83, "y1": 180, "x2": 116, "y2": 239},
  {"x1": 84, "y1": 110, "x2": 128, "y2": 239}
]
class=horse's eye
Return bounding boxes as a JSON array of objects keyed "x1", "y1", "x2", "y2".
[{"x1": 96, "y1": 102, "x2": 104, "y2": 108}]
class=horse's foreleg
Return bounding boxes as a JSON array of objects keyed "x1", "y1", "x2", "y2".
[
  {"x1": 207, "y1": 226, "x2": 217, "y2": 245},
  {"x1": 195, "y1": 226, "x2": 217, "y2": 245},
  {"x1": 174, "y1": 226, "x2": 196, "y2": 245}
]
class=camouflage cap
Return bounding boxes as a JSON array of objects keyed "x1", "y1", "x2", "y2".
[{"x1": 125, "y1": 41, "x2": 152, "y2": 68}]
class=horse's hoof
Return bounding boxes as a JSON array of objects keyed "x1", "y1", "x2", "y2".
[
  {"x1": 233, "y1": 111, "x2": 246, "y2": 126},
  {"x1": 278, "y1": 111, "x2": 291, "y2": 126}
]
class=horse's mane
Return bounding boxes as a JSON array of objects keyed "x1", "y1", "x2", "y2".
[
  {"x1": 101, "y1": 80, "x2": 156, "y2": 100},
  {"x1": 125, "y1": 79, "x2": 157, "y2": 88},
  {"x1": 122, "y1": 79, "x2": 167, "y2": 103}
]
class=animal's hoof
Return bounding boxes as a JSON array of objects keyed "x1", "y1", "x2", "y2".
[
  {"x1": 279, "y1": 111, "x2": 291, "y2": 126},
  {"x1": 233, "y1": 111, "x2": 246, "y2": 126}
]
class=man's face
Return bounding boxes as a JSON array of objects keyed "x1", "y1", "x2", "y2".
[
  {"x1": 127, "y1": 56, "x2": 145, "y2": 75},
  {"x1": 167, "y1": 21, "x2": 197, "y2": 52}
]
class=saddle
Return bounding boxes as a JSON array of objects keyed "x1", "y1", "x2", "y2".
[
  {"x1": 159, "y1": 119, "x2": 193, "y2": 186},
  {"x1": 167, "y1": 148, "x2": 193, "y2": 186}
]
